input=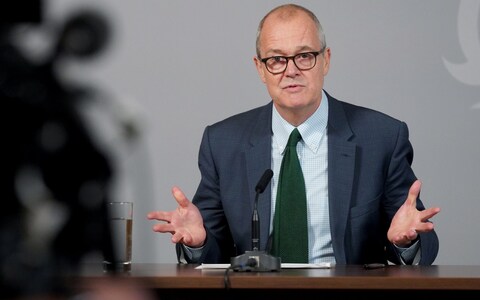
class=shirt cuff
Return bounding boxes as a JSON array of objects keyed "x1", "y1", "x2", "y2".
[
  {"x1": 182, "y1": 244, "x2": 205, "y2": 263},
  {"x1": 393, "y1": 239, "x2": 421, "y2": 265}
]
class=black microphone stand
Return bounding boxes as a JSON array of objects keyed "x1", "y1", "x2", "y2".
[{"x1": 230, "y1": 170, "x2": 281, "y2": 272}]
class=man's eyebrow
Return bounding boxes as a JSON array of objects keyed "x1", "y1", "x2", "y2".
[{"x1": 263, "y1": 46, "x2": 317, "y2": 57}]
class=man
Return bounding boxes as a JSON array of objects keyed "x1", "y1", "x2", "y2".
[{"x1": 147, "y1": 4, "x2": 440, "y2": 265}]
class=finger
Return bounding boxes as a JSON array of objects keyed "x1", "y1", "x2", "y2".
[
  {"x1": 146, "y1": 210, "x2": 162, "y2": 220},
  {"x1": 172, "y1": 186, "x2": 190, "y2": 208},
  {"x1": 419, "y1": 207, "x2": 441, "y2": 222},
  {"x1": 392, "y1": 230, "x2": 417, "y2": 246},
  {"x1": 152, "y1": 223, "x2": 176, "y2": 233},
  {"x1": 405, "y1": 228, "x2": 418, "y2": 241},
  {"x1": 406, "y1": 179, "x2": 421, "y2": 206},
  {"x1": 415, "y1": 221, "x2": 435, "y2": 233},
  {"x1": 172, "y1": 230, "x2": 189, "y2": 244},
  {"x1": 146, "y1": 210, "x2": 172, "y2": 222},
  {"x1": 392, "y1": 235, "x2": 408, "y2": 246}
]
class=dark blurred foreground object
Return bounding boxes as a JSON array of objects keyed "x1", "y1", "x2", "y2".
[
  {"x1": 1, "y1": 1, "x2": 117, "y2": 298},
  {"x1": 0, "y1": 0, "x2": 41, "y2": 24}
]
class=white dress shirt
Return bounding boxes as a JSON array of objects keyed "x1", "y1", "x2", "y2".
[{"x1": 271, "y1": 90, "x2": 334, "y2": 263}]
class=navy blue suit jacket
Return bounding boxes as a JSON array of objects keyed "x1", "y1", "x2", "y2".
[{"x1": 179, "y1": 91, "x2": 439, "y2": 265}]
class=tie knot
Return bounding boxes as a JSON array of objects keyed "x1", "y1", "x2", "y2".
[{"x1": 287, "y1": 128, "x2": 302, "y2": 147}]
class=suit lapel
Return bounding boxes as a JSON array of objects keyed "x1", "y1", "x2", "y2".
[
  {"x1": 245, "y1": 103, "x2": 273, "y2": 251},
  {"x1": 327, "y1": 95, "x2": 356, "y2": 264}
]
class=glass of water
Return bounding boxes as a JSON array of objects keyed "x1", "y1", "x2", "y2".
[{"x1": 103, "y1": 201, "x2": 133, "y2": 272}]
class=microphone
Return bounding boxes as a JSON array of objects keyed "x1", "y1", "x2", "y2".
[
  {"x1": 252, "y1": 169, "x2": 273, "y2": 251},
  {"x1": 255, "y1": 169, "x2": 273, "y2": 194},
  {"x1": 230, "y1": 169, "x2": 281, "y2": 272}
]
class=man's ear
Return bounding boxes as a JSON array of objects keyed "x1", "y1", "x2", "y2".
[
  {"x1": 322, "y1": 47, "x2": 331, "y2": 76},
  {"x1": 253, "y1": 56, "x2": 267, "y2": 83}
]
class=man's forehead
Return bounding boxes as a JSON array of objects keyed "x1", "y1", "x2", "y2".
[{"x1": 259, "y1": 21, "x2": 320, "y2": 55}]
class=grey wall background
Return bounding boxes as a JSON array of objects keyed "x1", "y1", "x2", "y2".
[{"x1": 42, "y1": 0, "x2": 480, "y2": 265}]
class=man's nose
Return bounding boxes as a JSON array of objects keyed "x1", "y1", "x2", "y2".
[{"x1": 284, "y1": 57, "x2": 300, "y2": 76}]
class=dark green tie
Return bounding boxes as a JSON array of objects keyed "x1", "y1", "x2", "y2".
[{"x1": 271, "y1": 128, "x2": 308, "y2": 263}]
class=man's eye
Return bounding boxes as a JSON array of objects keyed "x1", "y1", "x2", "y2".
[
  {"x1": 298, "y1": 53, "x2": 311, "y2": 59},
  {"x1": 272, "y1": 57, "x2": 284, "y2": 63}
]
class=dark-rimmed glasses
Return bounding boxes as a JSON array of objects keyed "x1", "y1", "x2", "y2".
[{"x1": 260, "y1": 48, "x2": 325, "y2": 74}]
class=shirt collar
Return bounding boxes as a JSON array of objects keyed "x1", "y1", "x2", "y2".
[{"x1": 272, "y1": 90, "x2": 329, "y2": 154}]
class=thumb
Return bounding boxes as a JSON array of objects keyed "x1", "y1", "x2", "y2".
[
  {"x1": 406, "y1": 180, "x2": 421, "y2": 206},
  {"x1": 172, "y1": 186, "x2": 190, "y2": 208}
]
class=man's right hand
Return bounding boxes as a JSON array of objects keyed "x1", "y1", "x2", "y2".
[{"x1": 147, "y1": 186, "x2": 206, "y2": 248}]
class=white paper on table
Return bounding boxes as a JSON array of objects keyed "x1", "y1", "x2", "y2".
[
  {"x1": 281, "y1": 263, "x2": 333, "y2": 269},
  {"x1": 195, "y1": 262, "x2": 333, "y2": 270}
]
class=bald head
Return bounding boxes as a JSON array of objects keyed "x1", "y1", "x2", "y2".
[{"x1": 255, "y1": 4, "x2": 326, "y2": 58}]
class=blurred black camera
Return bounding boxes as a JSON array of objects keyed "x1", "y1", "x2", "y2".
[{"x1": 1, "y1": 0, "x2": 115, "y2": 298}]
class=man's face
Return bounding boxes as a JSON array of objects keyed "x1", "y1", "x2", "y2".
[{"x1": 254, "y1": 11, "x2": 330, "y2": 125}]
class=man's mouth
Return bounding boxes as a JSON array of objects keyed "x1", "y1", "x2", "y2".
[{"x1": 283, "y1": 84, "x2": 304, "y2": 91}]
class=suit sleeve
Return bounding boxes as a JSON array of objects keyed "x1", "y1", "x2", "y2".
[
  {"x1": 384, "y1": 122, "x2": 439, "y2": 265},
  {"x1": 176, "y1": 126, "x2": 235, "y2": 264}
]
